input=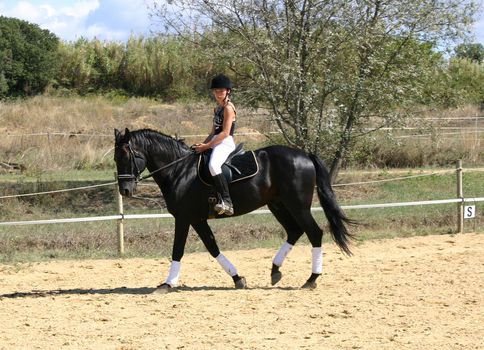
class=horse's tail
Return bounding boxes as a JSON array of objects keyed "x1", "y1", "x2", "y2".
[{"x1": 309, "y1": 153, "x2": 355, "y2": 256}]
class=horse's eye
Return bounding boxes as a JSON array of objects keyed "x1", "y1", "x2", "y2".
[{"x1": 118, "y1": 144, "x2": 130, "y2": 155}]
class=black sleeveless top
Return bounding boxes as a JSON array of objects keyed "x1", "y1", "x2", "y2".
[{"x1": 213, "y1": 105, "x2": 236, "y2": 136}]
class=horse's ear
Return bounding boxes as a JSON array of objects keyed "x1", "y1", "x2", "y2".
[
  {"x1": 124, "y1": 128, "x2": 131, "y2": 141},
  {"x1": 114, "y1": 128, "x2": 121, "y2": 143}
]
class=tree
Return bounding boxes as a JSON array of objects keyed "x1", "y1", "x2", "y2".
[
  {"x1": 454, "y1": 43, "x2": 484, "y2": 63},
  {"x1": 151, "y1": 0, "x2": 478, "y2": 182},
  {"x1": 0, "y1": 16, "x2": 59, "y2": 97},
  {"x1": 446, "y1": 58, "x2": 484, "y2": 105}
]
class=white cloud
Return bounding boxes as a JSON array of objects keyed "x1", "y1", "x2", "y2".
[
  {"x1": 59, "y1": 1, "x2": 99, "y2": 18},
  {"x1": 0, "y1": 0, "x2": 151, "y2": 41},
  {"x1": 3, "y1": 1, "x2": 54, "y2": 23},
  {"x1": 84, "y1": 0, "x2": 152, "y2": 39},
  {"x1": 1, "y1": 0, "x2": 101, "y2": 40},
  {"x1": 39, "y1": 4, "x2": 56, "y2": 18}
]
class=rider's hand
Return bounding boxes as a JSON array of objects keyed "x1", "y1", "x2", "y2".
[{"x1": 194, "y1": 143, "x2": 209, "y2": 153}]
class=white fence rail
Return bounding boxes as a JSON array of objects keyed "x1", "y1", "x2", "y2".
[
  {"x1": 1, "y1": 161, "x2": 483, "y2": 255},
  {"x1": 1, "y1": 197, "x2": 483, "y2": 227}
]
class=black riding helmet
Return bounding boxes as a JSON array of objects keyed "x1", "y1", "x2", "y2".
[{"x1": 210, "y1": 74, "x2": 232, "y2": 89}]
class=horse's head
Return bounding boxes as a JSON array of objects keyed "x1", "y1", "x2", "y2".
[{"x1": 114, "y1": 128, "x2": 146, "y2": 197}]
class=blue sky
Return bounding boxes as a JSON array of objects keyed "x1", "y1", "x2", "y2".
[
  {"x1": 0, "y1": 0, "x2": 153, "y2": 41},
  {"x1": 0, "y1": 0, "x2": 483, "y2": 44}
]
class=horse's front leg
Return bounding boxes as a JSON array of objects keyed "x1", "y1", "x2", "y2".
[
  {"x1": 155, "y1": 219, "x2": 190, "y2": 293},
  {"x1": 192, "y1": 221, "x2": 247, "y2": 289}
]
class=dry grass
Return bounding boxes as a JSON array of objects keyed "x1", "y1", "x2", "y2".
[
  {"x1": 0, "y1": 96, "x2": 270, "y2": 173},
  {"x1": 350, "y1": 104, "x2": 483, "y2": 168},
  {"x1": 1, "y1": 96, "x2": 115, "y2": 133},
  {"x1": 0, "y1": 96, "x2": 482, "y2": 175}
]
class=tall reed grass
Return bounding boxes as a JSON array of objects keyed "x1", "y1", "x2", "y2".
[{"x1": 56, "y1": 36, "x2": 222, "y2": 100}]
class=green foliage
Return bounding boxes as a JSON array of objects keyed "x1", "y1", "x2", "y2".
[
  {"x1": 421, "y1": 58, "x2": 484, "y2": 107},
  {"x1": 57, "y1": 38, "x2": 128, "y2": 93},
  {"x1": 56, "y1": 35, "x2": 220, "y2": 99},
  {"x1": 0, "y1": 16, "x2": 59, "y2": 97},
  {"x1": 454, "y1": 43, "x2": 484, "y2": 63},
  {"x1": 446, "y1": 59, "x2": 484, "y2": 105}
]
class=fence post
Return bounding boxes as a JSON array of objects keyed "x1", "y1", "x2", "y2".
[
  {"x1": 114, "y1": 172, "x2": 125, "y2": 255},
  {"x1": 456, "y1": 160, "x2": 464, "y2": 234}
]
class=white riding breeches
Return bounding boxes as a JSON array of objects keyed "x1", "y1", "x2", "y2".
[{"x1": 209, "y1": 135, "x2": 235, "y2": 176}]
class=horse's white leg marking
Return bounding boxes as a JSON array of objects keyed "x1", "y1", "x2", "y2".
[
  {"x1": 216, "y1": 253, "x2": 238, "y2": 276},
  {"x1": 273, "y1": 242, "x2": 294, "y2": 267},
  {"x1": 312, "y1": 247, "x2": 323, "y2": 274},
  {"x1": 164, "y1": 260, "x2": 181, "y2": 287}
]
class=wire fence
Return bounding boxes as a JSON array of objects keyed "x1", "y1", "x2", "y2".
[
  {"x1": 1, "y1": 164, "x2": 483, "y2": 255},
  {"x1": 5, "y1": 110, "x2": 484, "y2": 141},
  {"x1": 0, "y1": 181, "x2": 117, "y2": 199},
  {"x1": 0, "y1": 171, "x2": 449, "y2": 199}
]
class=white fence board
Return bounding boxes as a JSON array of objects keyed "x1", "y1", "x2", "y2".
[{"x1": 1, "y1": 197, "x2": 483, "y2": 227}]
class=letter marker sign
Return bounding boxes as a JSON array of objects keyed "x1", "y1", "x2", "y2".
[{"x1": 464, "y1": 205, "x2": 476, "y2": 219}]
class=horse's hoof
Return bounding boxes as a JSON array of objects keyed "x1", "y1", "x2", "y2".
[
  {"x1": 153, "y1": 283, "x2": 174, "y2": 294},
  {"x1": 301, "y1": 281, "x2": 317, "y2": 289},
  {"x1": 271, "y1": 271, "x2": 282, "y2": 286},
  {"x1": 234, "y1": 276, "x2": 247, "y2": 289}
]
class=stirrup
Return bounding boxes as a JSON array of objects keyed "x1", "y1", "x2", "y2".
[{"x1": 214, "y1": 200, "x2": 234, "y2": 216}]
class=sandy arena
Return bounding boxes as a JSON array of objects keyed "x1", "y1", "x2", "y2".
[{"x1": 0, "y1": 233, "x2": 482, "y2": 350}]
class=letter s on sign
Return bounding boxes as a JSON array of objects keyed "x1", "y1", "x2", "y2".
[{"x1": 464, "y1": 206, "x2": 476, "y2": 219}]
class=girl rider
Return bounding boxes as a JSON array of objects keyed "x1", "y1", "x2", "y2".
[{"x1": 194, "y1": 74, "x2": 236, "y2": 216}]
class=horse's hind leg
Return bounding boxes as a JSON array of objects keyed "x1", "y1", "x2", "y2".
[
  {"x1": 288, "y1": 208, "x2": 324, "y2": 289},
  {"x1": 191, "y1": 221, "x2": 246, "y2": 289},
  {"x1": 268, "y1": 202, "x2": 304, "y2": 286}
]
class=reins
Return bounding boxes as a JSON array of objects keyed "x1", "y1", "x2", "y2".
[
  {"x1": 117, "y1": 141, "x2": 195, "y2": 183},
  {"x1": 137, "y1": 152, "x2": 194, "y2": 182}
]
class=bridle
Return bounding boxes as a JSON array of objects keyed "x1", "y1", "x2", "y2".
[
  {"x1": 116, "y1": 141, "x2": 145, "y2": 182},
  {"x1": 116, "y1": 141, "x2": 194, "y2": 183}
]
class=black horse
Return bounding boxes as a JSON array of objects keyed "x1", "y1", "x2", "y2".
[{"x1": 114, "y1": 128, "x2": 353, "y2": 292}]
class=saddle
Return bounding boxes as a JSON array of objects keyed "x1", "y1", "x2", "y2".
[{"x1": 197, "y1": 143, "x2": 259, "y2": 186}]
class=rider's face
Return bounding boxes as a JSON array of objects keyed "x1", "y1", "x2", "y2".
[{"x1": 212, "y1": 88, "x2": 229, "y2": 104}]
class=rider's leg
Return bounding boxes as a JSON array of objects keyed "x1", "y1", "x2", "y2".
[
  {"x1": 211, "y1": 174, "x2": 233, "y2": 215},
  {"x1": 209, "y1": 137, "x2": 235, "y2": 215}
]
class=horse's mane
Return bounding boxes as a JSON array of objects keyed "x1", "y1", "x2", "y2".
[{"x1": 130, "y1": 128, "x2": 191, "y2": 156}]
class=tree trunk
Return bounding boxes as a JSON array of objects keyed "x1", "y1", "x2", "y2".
[
  {"x1": 329, "y1": 152, "x2": 343, "y2": 185},
  {"x1": 329, "y1": 136, "x2": 348, "y2": 184},
  {"x1": 329, "y1": 113, "x2": 356, "y2": 184}
]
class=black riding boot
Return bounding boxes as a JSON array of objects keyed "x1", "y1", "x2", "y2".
[{"x1": 212, "y1": 174, "x2": 234, "y2": 216}]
